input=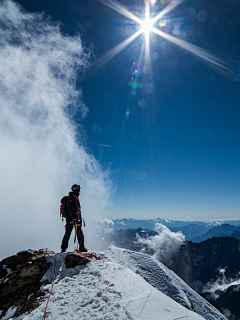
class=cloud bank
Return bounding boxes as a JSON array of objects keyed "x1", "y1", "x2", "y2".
[
  {"x1": 136, "y1": 223, "x2": 185, "y2": 265},
  {"x1": 0, "y1": 0, "x2": 111, "y2": 258},
  {"x1": 98, "y1": 218, "x2": 115, "y2": 233}
]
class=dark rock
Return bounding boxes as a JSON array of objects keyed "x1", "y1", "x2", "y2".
[
  {"x1": 0, "y1": 263, "x2": 7, "y2": 280},
  {"x1": 202, "y1": 284, "x2": 240, "y2": 318},
  {"x1": 1, "y1": 255, "x2": 22, "y2": 271},
  {"x1": 65, "y1": 252, "x2": 90, "y2": 268},
  {"x1": 16, "y1": 249, "x2": 37, "y2": 260},
  {"x1": 19, "y1": 260, "x2": 47, "y2": 279},
  {"x1": 167, "y1": 237, "x2": 240, "y2": 289},
  {"x1": 163, "y1": 237, "x2": 240, "y2": 320},
  {"x1": 0, "y1": 257, "x2": 51, "y2": 297},
  {"x1": 0, "y1": 249, "x2": 38, "y2": 271},
  {"x1": 0, "y1": 249, "x2": 52, "y2": 318}
]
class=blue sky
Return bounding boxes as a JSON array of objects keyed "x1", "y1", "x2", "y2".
[{"x1": 16, "y1": 0, "x2": 240, "y2": 220}]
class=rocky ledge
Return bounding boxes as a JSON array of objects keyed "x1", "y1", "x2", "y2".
[{"x1": 0, "y1": 249, "x2": 89, "y2": 318}]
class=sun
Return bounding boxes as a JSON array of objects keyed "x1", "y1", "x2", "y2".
[
  {"x1": 141, "y1": 16, "x2": 153, "y2": 37},
  {"x1": 140, "y1": 2, "x2": 153, "y2": 39},
  {"x1": 96, "y1": 0, "x2": 184, "y2": 67},
  {"x1": 96, "y1": 0, "x2": 233, "y2": 78}
]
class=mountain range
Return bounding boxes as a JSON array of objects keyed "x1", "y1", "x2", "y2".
[
  {"x1": 112, "y1": 218, "x2": 240, "y2": 242},
  {"x1": 190, "y1": 224, "x2": 240, "y2": 242}
]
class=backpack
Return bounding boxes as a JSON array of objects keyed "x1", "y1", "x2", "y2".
[{"x1": 60, "y1": 196, "x2": 68, "y2": 219}]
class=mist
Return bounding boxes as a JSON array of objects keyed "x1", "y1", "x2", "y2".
[
  {"x1": 0, "y1": 0, "x2": 111, "y2": 259},
  {"x1": 203, "y1": 268, "x2": 240, "y2": 300},
  {"x1": 136, "y1": 223, "x2": 185, "y2": 265}
]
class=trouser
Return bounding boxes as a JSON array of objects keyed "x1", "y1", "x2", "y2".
[{"x1": 61, "y1": 222, "x2": 84, "y2": 252}]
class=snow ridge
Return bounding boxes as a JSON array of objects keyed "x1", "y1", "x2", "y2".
[
  {"x1": 106, "y1": 247, "x2": 226, "y2": 320},
  {"x1": 9, "y1": 247, "x2": 226, "y2": 320}
]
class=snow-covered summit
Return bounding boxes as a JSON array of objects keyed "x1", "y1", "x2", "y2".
[{"x1": 3, "y1": 247, "x2": 226, "y2": 320}]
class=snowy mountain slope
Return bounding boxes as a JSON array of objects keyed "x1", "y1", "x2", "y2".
[
  {"x1": 106, "y1": 247, "x2": 227, "y2": 320},
  {"x1": 6, "y1": 248, "x2": 226, "y2": 320},
  {"x1": 102, "y1": 262, "x2": 204, "y2": 320},
  {"x1": 13, "y1": 252, "x2": 204, "y2": 320}
]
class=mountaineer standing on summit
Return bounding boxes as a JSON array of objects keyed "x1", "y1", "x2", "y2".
[{"x1": 61, "y1": 184, "x2": 87, "y2": 252}]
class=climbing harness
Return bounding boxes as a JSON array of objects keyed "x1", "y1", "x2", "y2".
[{"x1": 70, "y1": 219, "x2": 83, "y2": 247}]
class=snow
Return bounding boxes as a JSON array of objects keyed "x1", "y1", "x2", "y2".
[
  {"x1": 8, "y1": 247, "x2": 227, "y2": 320},
  {"x1": 1, "y1": 307, "x2": 17, "y2": 320},
  {"x1": 106, "y1": 247, "x2": 226, "y2": 320},
  {"x1": 2, "y1": 265, "x2": 12, "y2": 274},
  {"x1": 205, "y1": 279, "x2": 240, "y2": 293},
  {"x1": 220, "y1": 279, "x2": 240, "y2": 291},
  {"x1": 103, "y1": 262, "x2": 204, "y2": 320}
]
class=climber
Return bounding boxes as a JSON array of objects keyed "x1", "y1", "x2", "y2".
[{"x1": 61, "y1": 184, "x2": 87, "y2": 252}]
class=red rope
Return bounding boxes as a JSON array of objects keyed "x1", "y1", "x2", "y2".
[
  {"x1": 44, "y1": 249, "x2": 56, "y2": 320},
  {"x1": 74, "y1": 250, "x2": 106, "y2": 260}
]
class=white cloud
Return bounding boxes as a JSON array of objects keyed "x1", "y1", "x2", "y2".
[
  {"x1": 136, "y1": 223, "x2": 185, "y2": 265},
  {"x1": 203, "y1": 267, "x2": 240, "y2": 301},
  {"x1": 0, "y1": 0, "x2": 111, "y2": 259},
  {"x1": 100, "y1": 218, "x2": 115, "y2": 233}
]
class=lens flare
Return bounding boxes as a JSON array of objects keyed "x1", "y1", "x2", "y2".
[
  {"x1": 140, "y1": 2, "x2": 152, "y2": 37},
  {"x1": 95, "y1": 0, "x2": 236, "y2": 79},
  {"x1": 140, "y1": 1, "x2": 152, "y2": 64}
]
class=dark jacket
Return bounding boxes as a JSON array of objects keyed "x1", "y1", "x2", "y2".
[{"x1": 67, "y1": 191, "x2": 81, "y2": 221}]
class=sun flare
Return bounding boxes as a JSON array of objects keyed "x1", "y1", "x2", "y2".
[
  {"x1": 140, "y1": 2, "x2": 153, "y2": 38},
  {"x1": 96, "y1": 0, "x2": 233, "y2": 78},
  {"x1": 141, "y1": 17, "x2": 153, "y2": 36},
  {"x1": 96, "y1": 0, "x2": 186, "y2": 67}
]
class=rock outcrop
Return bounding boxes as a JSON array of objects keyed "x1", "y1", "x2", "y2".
[
  {"x1": 0, "y1": 249, "x2": 90, "y2": 319},
  {"x1": 65, "y1": 252, "x2": 90, "y2": 268},
  {"x1": 0, "y1": 249, "x2": 51, "y2": 318}
]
